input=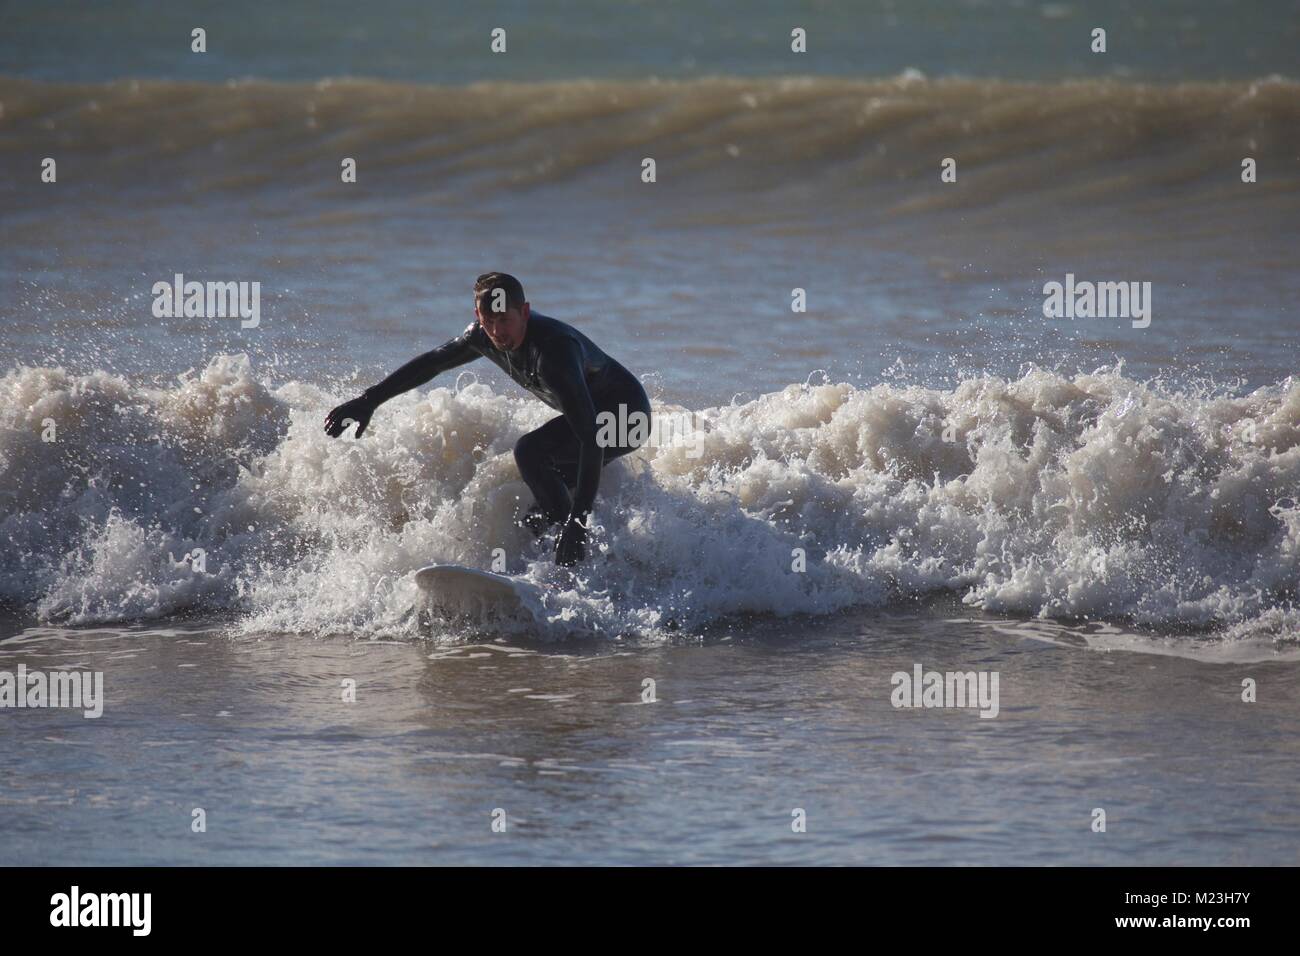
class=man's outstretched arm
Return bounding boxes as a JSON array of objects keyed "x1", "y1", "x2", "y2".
[{"x1": 324, "y1": 327, "x2": 479, "y2": 438}]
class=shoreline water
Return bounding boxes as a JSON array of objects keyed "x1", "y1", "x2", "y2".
[{"x1": 3, "y1": 605, "x2": 1298, "y2": 866}]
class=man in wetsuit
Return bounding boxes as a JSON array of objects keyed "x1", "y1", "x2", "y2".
[{"x1": 323, "y1": 272, "x2": 650, "y2": 566}]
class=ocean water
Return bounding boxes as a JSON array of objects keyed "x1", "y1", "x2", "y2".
[
  {"x1": 4, "y1": 614, "x2": 1300, "y2": 866},
  {"x1": 2, "y1": 1, "x2": 1299, "y2": 865}
]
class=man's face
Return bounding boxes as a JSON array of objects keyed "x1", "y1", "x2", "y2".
[{"x1": 475, "y1": 297, "x2": 529, "y2": 350}]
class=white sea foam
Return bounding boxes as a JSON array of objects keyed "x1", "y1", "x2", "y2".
[{"x1": 2, "y1": 355, "x2": 1297, "y2": 643}]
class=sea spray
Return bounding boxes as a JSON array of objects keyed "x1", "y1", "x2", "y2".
[{"x1": 1, "y1": 355, "x2": 1298, "y2": 641}]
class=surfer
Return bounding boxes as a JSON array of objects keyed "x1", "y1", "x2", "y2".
[{"x1": 323, "y1": 272, "x2": 651, "y2": 566}]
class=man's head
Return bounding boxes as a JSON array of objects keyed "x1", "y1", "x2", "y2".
[{"x1": 474, "y1": 272, "x2": 529, "y2": 350}]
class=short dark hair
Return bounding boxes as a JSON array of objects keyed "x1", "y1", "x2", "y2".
[{"x1": 474, "y1": 272, "x2": 526, "y2": 313}]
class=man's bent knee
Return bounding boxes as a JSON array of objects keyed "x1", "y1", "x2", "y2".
[{"x1": 513, "y1": 430, "x2": 546, "y2": 469}]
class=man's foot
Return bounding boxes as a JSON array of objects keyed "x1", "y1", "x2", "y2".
[
  {"x1": 555, "y1": 516, "x2": 588, "y2": 567},
  {"x1": 520, "y1": 504, "x2": 557, "y2": 540}
]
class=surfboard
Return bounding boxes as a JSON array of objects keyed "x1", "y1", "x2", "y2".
[{"x1": 415, "y1": 564, "x2": 542, "y2": 622}]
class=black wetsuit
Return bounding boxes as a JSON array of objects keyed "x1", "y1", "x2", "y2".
[{"x1": 361, "y1": 313, "x2": 650, "y2": 525}]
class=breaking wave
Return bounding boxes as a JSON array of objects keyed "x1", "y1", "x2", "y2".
[{"x1": 2, "y1": 353, "x2": 1298, "y2": 643}]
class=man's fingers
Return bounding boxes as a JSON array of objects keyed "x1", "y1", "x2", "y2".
[{"x1": 324, "y1": 402, "x2": 371, "y2": 438}]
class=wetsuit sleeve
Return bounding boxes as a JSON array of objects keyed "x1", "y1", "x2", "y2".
[
  {"x1": 538, "y1": 337, "x2": 603, "y2": 520},
  {"x1": 362, "y1": 325, "x2": 481, "y2": 405}
]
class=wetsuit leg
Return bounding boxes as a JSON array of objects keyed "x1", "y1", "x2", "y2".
[
  {"x1": 513, "y1": 377, "x2": 651, "y2": 526},
  {"x1": 514, "y1": 415, "x2": 586, "y2": 525}
]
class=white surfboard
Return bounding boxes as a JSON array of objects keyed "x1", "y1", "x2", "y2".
[{"x1": 415, "y1": 564, "x2": 542, "y2": 622}]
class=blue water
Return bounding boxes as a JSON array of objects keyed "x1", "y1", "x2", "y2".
[{"x1": 4, "y1": 0, "x2": 1299, "y2": 84}]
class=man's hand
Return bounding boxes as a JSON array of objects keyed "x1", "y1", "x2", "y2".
[
  {"x1": 555, "y1": 515, "x2": 588, "y2": 566},
  {"x1": 324, "y1": 396, "x2": 376, "y2": 438}
]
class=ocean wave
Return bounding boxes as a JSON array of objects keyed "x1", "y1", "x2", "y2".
[
  {"x1": 3, "y1": 73, "x2": 1298, "y2": 224},
  {"x1": 2, "y1": 353, "x2": 1298, "y2": 642}
]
